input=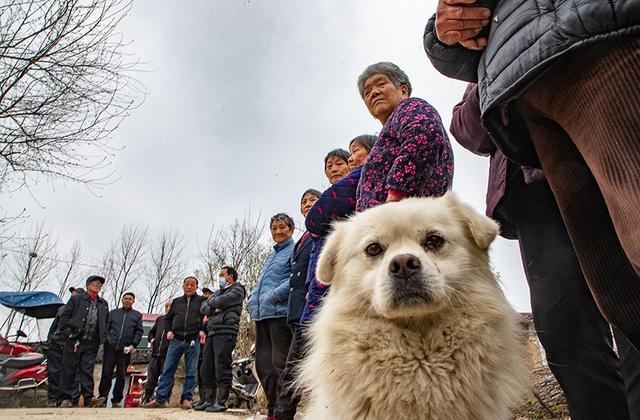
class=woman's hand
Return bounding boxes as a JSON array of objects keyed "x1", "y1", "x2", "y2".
[
  {"x1": 167, "y1": 331, "x2": 174, "y2": 341},
  {"x1": 435, "y1": 0, "x2": 491, "y2": 50}
]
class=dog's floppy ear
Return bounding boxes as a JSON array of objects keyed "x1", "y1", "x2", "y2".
[
  {"x1": 315, "y1": 222, "x2": 345, "y2": 285},
  {"x1": 446, "y1": 192, "x2": 499, "y2": 250}
]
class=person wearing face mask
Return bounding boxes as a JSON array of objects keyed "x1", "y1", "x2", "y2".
[{"x1": 195, "y1": 266, "x2": 246, "y2": 412}]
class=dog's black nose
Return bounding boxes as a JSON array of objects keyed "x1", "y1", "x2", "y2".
[{"x1": 388, "y1": 254, "x2": 421, "y2": 280}]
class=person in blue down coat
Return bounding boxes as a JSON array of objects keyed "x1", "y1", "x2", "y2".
[{"x1": 248, "y1": 213, "x2": 295, "y2": 420}]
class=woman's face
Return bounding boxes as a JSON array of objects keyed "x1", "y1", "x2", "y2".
[
  {"x1": 348, "y1": 141, "x2": 370, "y2": 170},
  {"x1": 362, "y1": 73, "x2": 409, "y2": 124},
  {"x1": 271, "y1": 219, "x2": 293, "y2": 244},
  {"x1": 325, "y1": 155, "x2": 350, "y2": 184},
  {"x1": 300, "y1": 192, "x2": 318, "y2": 218}
]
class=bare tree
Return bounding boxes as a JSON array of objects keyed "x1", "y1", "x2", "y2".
[
  {"x1": 1, "y1": 222, "x2": 59, "y2": 335},
  {"x1": 0, "y1": 0, "x2": 144, "y2": 191},
  {"x1": 145, "y1": 229, "x2": 184, "y2": 313},
  {"x1": 101, "y1": 224, "x2": 147, "y2": 308},
  {"x1": 56, "y1": 240, "x2": 82, "y2": 299},
  {"x1": 199, "y1": 211, "x2": 271, "y2": 355}
]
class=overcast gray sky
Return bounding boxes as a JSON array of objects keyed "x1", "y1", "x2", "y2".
[{"x1": 4, "y1": 0, "x2": 530, "y2": 311}]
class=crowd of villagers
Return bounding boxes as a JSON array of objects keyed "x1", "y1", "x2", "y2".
[{"x1": 46, "y1": 2, "x2": 640, "y2": 420}]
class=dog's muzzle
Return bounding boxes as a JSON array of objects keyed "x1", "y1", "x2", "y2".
[{"x1": 388, "y1": 253, "x2": 431, "y2": 306}]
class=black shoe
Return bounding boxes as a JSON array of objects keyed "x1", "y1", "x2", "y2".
[
  {"x1": 194, "y1": 387, "x2": 216, "y2": 411},
  {"x1": 205, "y1": 402, "x2": 227, "y2": 412},
  {"x1": 193, "y1": 401, "x2": 213, "y2": 411},
  {"x1": 46, "y1": 400, "x2": 58, "y2": 408}
]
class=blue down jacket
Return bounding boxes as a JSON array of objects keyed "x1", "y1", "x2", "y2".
[{"x1": 248, "y1": 239, "x2": 294, "y2": 321}]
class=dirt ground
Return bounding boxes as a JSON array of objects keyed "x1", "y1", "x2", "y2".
[{"x1": 0, "y1": 407, "x2": 257, "y2": 419}]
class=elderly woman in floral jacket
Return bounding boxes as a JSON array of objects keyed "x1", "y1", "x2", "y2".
[
  {"x1": 248, "y1": 213, "x2": 295, "y2": 420},
  {"x1": 355, "y1": 62, "x2": 453, "y2": 212}
]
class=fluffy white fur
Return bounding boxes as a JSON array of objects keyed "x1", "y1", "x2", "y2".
[{"x1": 298, "y1": 194, "x2": 529, "y2": 420}]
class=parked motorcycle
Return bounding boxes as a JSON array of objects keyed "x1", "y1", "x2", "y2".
[
  {"x1": 229, "y1": 343, "x2": 260, "y2": 409},
  {"x1": 0, "y1": 291, "x2": 64, "y2": 402}
]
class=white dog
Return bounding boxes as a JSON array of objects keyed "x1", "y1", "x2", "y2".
[{"x1": 298, "y1": 194, "x2": 529, "y2": 420}]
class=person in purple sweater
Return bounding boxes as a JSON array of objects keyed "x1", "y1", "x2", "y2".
[
  {"x1": 452, "y1": 83, "x2": 640, "y2": 419},
  {"x1": 355, "y1": 62, "x2": 453, "y2": 212}
]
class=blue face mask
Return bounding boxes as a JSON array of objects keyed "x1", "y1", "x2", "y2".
[{"x1": 217, "y1": 278, "x2": 227, "y2": 290}]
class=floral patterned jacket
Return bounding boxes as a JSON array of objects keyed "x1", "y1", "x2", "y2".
[{"x1": 356, "y1": 97, "x2": 454, "y2": 211}]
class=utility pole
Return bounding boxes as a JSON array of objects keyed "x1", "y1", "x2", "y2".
[{"x1": 3, "y1": 252, "x2": 38, "y2": 336}]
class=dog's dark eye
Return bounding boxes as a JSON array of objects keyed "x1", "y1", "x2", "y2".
[
  {"x1": 423, "y1": 234, "x2": 444, "y2": 251},
  {"x1": 365, "y1": 242, "x2": 384, "y2": 257}
]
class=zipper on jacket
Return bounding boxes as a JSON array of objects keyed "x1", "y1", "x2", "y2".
[
  {"x1": 116, "y1": 309, "x2": 127, "y2": 349},
  {"x1": 184, "y1": 296, "x2": 190, "y2": 339}
]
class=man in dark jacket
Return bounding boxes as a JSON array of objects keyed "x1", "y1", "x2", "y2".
[
  {"x1": 144, "y1": 276, "x2": 206, "y2": 410},
  {"x1": 58, "y1": 275, "x2": 109, "y2": 407},
  {"x1": 194, "y1": 266, "x2": 246, "y2": 412},
  {"x1": 46, "y1": 287, "x2": 83, "y2": 407},
  {"x1": 95, "y1": 291, "x2": 143, "y2": 407},
  {"x1": 142, "y1": 300, "x2": 173, "y2": 404},
  {"x1": 450, "y1": 83, "x2": 640, "y2": 420}
]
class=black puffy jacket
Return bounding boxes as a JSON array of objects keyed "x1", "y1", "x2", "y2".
[
  {"x1": 164, "y1": 294, "x2": 206, "y2": 342},
  {"x1": 424, "y1": 0, "x2": 640, "y2": 166},
  {"x1": 200, "y1": 282, "x2": 246, "y2": 336},
  {"x1": 58, "y1": 292, "x2": 109, "y2": 344},
  {"x1": 105, "y1": 307, "x2": 143, "y2": 350},
  {"x1": 287, "y1": 232, "x2": 313, "y2": 324}
]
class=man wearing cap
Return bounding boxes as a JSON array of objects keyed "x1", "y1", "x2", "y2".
[
  {"x1": 58, "y1": 275, "x2": 109, "y2": 407},
  {"x1": 45, "y1": 287, "x2": 84, "y2": 407},
  {"x1": 94, "y1": 291, "x2": 143, "y2": 407}
]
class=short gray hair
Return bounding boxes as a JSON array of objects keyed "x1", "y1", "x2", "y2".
[
  {"x1": 270, "y1": 212, "x2": 295, "y2": 231},
  {"x1": 357, "y1": 62, "x2": 412, "y2": 99}
]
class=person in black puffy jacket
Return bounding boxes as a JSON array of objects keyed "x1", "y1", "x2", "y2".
[
  {"x1": 424, "y1": 0, "x2": 640, "y2": 355},
  {"x1": 195, "y1": 266, "x2": 246, "y2": 412}
]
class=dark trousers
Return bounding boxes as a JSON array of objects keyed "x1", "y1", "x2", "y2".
[
  {"x1": 502, "y1": 175, "x2": 636, "y2": 419},
  {"x1": 97, "y1": 343, "x2": 131, "y2": 403},
  {"x1": 196, "y1": 342, "x2": 204, "y2": 401},
  {"x1": 144, "y1": 354, "x2": 172, "y2": 402},
  {"x1": 200, "y1": 334, "x2": 237, "y2": 392},
  {"x1": 47, "y1": 342, "x2": 79, "y2": 404},
  {"x1": 60, "y1": 339, "x2": 98, "y2": 402},
  {"x1": 519, "y1": 34, "x2": 640, "y2": 349},
  {"x1": 275, "y1": 324, "x2": 305, "y2": 420},
  {"x1": 255, "y1": 318, "x2": 293, "y2": 414}
]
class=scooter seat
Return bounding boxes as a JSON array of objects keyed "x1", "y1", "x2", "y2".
[{"x1": 0, "y1": 353, "x2": 45, "y2": 369}]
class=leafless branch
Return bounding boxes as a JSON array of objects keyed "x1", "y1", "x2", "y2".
[
  {"x1": 0, "y1": 0, "x2": 145, "y2": 192},
  {"x1": 145, "y1": 229, "x2": 184, "y2": 313}
]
